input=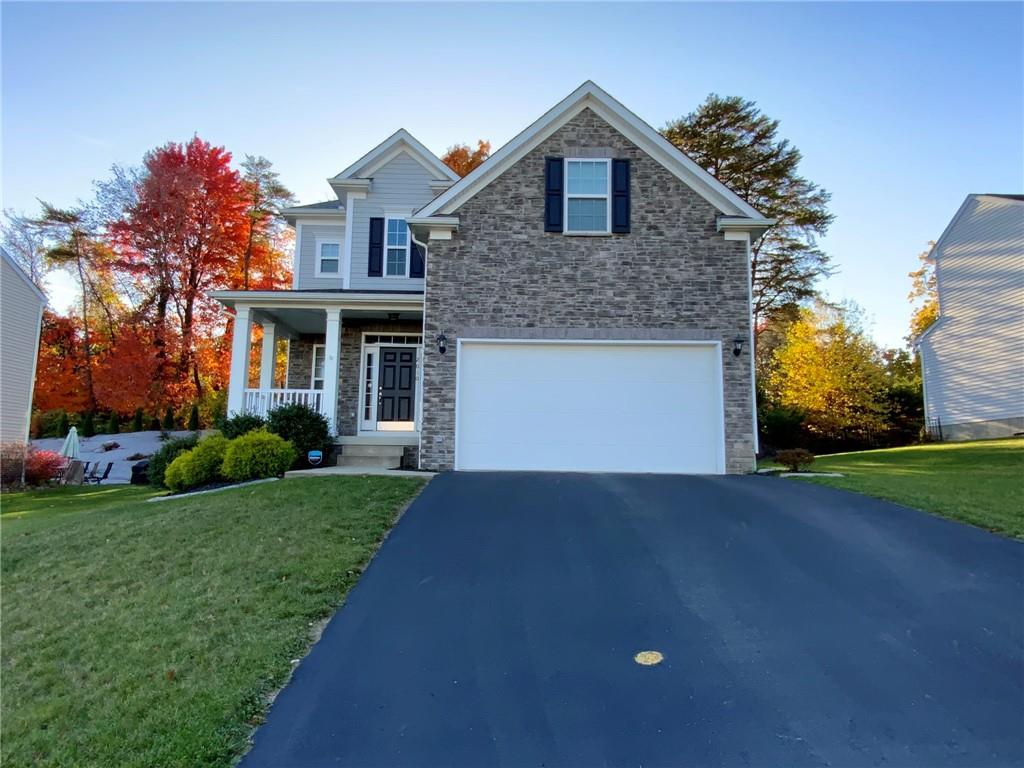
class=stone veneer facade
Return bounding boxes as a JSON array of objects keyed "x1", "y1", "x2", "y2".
[{"x1": 419, "y1": 107, "x2": 756, "y2": 473}]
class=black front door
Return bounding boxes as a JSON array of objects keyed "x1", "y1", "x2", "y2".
[{"x1": 377, "y1": 347, "x2": 416, "y2": 422}]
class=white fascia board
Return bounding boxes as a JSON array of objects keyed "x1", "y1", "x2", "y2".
[
  {"x1": 209, "y1": 290, "x2": 424, "y2": 309},
  {"x1": 717, "y1": 216, "x2": 776, "y2": 242},
  {"x1": 415, "y1": 80, "x2": 765, "y2": 221},
  {"x1": 332, "y1": 129, "x2": 458, "y2": 183}
]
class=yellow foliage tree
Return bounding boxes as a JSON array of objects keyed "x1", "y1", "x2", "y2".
[
  {"x1": 907, "y1": 241, "x2": 938, "y2": 342},
  {"x1": 768, "y1": 303, "x2": 888, "y2": 444}
]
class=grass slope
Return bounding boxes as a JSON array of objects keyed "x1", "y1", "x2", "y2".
[
  {"x1": 789, "y1": 438, "x2": 1024, "y2": 538},
  {"x1": 1, "y1": 476, "x2": 425, "y2": 767}
]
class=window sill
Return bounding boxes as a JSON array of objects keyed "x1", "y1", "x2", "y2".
[{"x1": 563, "y1": 231, "x2": 613, "y2": 237}]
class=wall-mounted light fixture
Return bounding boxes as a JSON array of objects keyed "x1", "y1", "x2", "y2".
[
  {"x1": 732, "y1": 335, "x2": 745, "y2": 357},
  {"x1": 436, "y1": 332, "x2": 448, "y2": 355}
]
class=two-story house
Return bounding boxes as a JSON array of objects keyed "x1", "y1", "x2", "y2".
[
  {"x1": 916, "y1": 194, "x2": 1024, "y2": 440},
  {"x1": 211, "y1": 82, "x2": 773, "y2": 474}
]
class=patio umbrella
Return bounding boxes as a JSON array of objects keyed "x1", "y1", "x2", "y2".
[{"x1": 60, "y1": 426, "x2": 80, "y2": 461}]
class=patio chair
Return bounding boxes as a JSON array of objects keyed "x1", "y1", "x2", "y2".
[
  {"x1": 85, "y1": 462, "x2": 113, "y2": 485},
  {"x1": 82, "y1": 463, "x2": 101, "y2": 484}
]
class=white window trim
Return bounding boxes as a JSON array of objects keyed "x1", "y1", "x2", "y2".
[
  {"x1": 564, "y1": 158, "x2": 612, "y2": 235},
  {"x1": 383, "y1": 217, "x2": 411, "y2": 279},
  {"x1": 315, "y1": 237, "x2": 342, "y2": 278},
  {"x1": 311, "y1": 343, "x2": 326, "y2": 390}
]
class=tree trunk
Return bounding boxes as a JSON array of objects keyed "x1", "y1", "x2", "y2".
[{"x1": 74, "y1": 239, "x2": 97, "y2": 411}]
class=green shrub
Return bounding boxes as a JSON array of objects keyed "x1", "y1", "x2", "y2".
[
  {"x1": 187, "y1": 403, "x2": 200, "y2": 431},
  {"x1": 775, "y1": 448, "x2": 815, "y2": 473},
  {"x1": 148, "y1": 417, "x2": 162, "y2": 431},
  {"x1": 131, "y1": 408, "x2": 144, "y2": 433},
  {"x1": 80, "y1": 411, "x2": 96, "y2": 438},
  {"x1": 162, "y1": 407, "x2": 176, "y2": 431},
  {"x1": 267, "y1": 403, "x2": 330, "y2": 468},
  {"x1": 106, "y1": 412, "x2": 120, "y2": 434},
  {"x1": 57, "y1": 411, "x2": 70, "y2": 438},
  {"x1": 148, "y1": 434, "x2": 200, "y2": 488},
  {"x1": 221, "y1": 430, "x2": 296, "y2": 482},
  {"x1": 163, "y1": 435, "x2": 229, "y2": 492},
  {"x1": 218, "y1": 412, "x2": 265, "y2": 439}
]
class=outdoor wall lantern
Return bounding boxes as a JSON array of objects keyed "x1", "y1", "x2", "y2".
[
  {"x1": 732, "y1": 335, "x2": 746, "y2": 357},
  {"x1": 436, "y1": 333, "x2": 448, "y2": 355}
]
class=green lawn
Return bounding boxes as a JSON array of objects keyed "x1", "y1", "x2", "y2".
[
  {"x1": 1, "y1": 476, "x2": 425, "y2": 767},
  {"x1": 775, "y1": 438, "x2": 1024, "y2": 538}
]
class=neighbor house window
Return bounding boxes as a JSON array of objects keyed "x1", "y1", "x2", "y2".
[
  {"x1": 565, "y1": 159, "x2": 610, "y2": 233},
  {"x1": 311, "y1": 344, "x2": 325, "y2": 390},
  {"x1": 317, "y1": 239, "x2": 340, "y2": 276},
  {"x1": 385, "y1": 218, "x2": 409, "y2": 277}
]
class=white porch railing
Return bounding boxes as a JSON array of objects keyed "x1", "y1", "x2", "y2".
[{"x1": 243, "y1": 388, "x2": 325, "y2": 419}]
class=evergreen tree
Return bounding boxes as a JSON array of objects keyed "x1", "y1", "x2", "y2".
[
  {"x1": 162, "y1": 407, "x2": 175, "y2": 431},
  {"x1": 662, "y1": 96, "x2": 834, "y2": 332},
  {"x1": 131, "y1": 408, "x2": 144, "y2": 432},
  {"x1": 56, "y1": 411, "x2": 70, "y2": 438},
  {"x1": 81, "y1": 411, "x2": 96, "y2": 437},
  {"x1": 106, "y1": 412, "x2": 120, "y2": 434},
  {"x1": 187, "y1": 404, "x2": 200, "y2": 431}
]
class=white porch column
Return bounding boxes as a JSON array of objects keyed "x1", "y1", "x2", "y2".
[
  {"x1": 259, "y1": 322, "x2": 277, "y2": 390},
  {"x1": 321, "y1": 308, "x2": 342, "y2": 434},
  {"x1": 227, "y1": 305, "x2": 253, "y2": 416}
]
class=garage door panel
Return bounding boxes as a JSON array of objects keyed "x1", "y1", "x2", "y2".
[{"x1": 456, "y1": 342, "x2": 724, "y2": 474}]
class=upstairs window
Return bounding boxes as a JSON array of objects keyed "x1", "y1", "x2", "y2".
[
  {"x1": 565, "y1": 159, "x2": 610, "y2": 234},
  {"x1": 316, "y1": 239, "x2": 340, "y2": 276},
  {"x1": 385, "y1": 218, "x2": 409, "y2": 277}
]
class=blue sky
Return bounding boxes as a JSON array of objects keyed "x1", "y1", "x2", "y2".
[{"x1": 3, "y1": 2, "x2": 1021, "y2": 348}]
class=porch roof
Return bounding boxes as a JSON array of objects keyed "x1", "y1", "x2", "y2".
[
  {"x1": 210, "y1": 290, "x2": 423, "y2": 336},
  {"x1": 210, "y1": 289, "x2": 423, "y2": 312}
]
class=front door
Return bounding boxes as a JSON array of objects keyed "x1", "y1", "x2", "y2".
[{"x1": 377, "y1": 347, "x2": 416, "y2": 428}]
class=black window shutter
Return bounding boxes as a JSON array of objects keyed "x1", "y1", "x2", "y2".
[
  {"x1": 611, "y1": 159, "x2": 630, "y2": 233},
  {"x1": 410, "y1": 240, "x2": 425, "y2": 278},
  {"x1": 544, "y1": 157, "x2": 564, "y2": 232},
  {"x1": 368, "y1": 217, "x2": 384, "y2": 277}
]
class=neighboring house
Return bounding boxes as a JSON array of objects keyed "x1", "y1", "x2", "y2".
[
  {"x1": 1, "y1": 247, "x2": 46, "y2": 443},
  {"x1": 917, "y1": 194, "x2": 1024, "y2": 441},
  {"x1": 211, "y1": 82, "x2": 773, "y2": 474}
]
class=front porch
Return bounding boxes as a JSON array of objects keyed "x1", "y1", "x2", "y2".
[{"x1": 216, "y1": 292, "x2": 425, "y2": 460}]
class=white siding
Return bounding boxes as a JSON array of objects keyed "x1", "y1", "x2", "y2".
[
  {"x1": 920, "y1": 195, "x2": 1024, "y2": 432},
  {"x1": 349, "y1": 151, "x2": 434, "y2": 291},
  {"x1": 1, "y1": 255, "x2": 45, "y2": 443},
  {"x1": 297, "y1": 224, "x2": 346, "y2": 290}
]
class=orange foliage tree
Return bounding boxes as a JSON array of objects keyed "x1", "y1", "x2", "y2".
[{"x1": 441, "y1": 140, "x2": 491, "y2": 177}]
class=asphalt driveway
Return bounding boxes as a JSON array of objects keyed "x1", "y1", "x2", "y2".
[{"x1": 242, "y1": 473, "x2": 1023, "y2": 767}]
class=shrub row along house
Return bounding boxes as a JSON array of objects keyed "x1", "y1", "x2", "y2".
[{"x1": 212, "y1": 82, "x2": 774, "y2": 474}]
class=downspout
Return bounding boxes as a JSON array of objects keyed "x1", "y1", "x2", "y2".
[{"x1": 411, "y1": 231, "x2": 429, "y2": 472}]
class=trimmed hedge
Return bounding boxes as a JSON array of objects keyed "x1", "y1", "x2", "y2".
[
  {"x1": 164, "y1": 435, "x2": 230, "y2": 492},
  {"x1": 267, "y1": 403, "x2": 330, "y2": 468},
  {"x1": 149, "y1": 435, "x2": 200, "y2": 488},
  {"x1": 221, "y1": 430, "x2": 296, "y2": 483},
  {"x1": 218, "y1": 413, "x2": 265, "y2": 439}
]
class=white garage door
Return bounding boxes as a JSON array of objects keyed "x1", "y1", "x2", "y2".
[{"x1": 455, "y1": 340, "x2": 724, "y2": 474}]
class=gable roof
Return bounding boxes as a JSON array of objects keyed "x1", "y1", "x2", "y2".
[
  {"x1": 1, "y1": 247, "x2": 46, "y2": 304},
  {"x1": 414, "y1": 81, "x2": 767, "y2": 223},
  {"x1": 330, "y1": 128, "x2": 459, "y2": 184}
]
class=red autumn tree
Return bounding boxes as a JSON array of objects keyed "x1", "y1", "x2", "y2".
[
  {"x1": 112, "y1": 137, "x2": 249, "y2": 399},
  {"x1": 33, "y1": 311, "x2": 91, "y2": 414},
  {"x1": 441, "y1": 140, "x2": 491, "y2": 177}
]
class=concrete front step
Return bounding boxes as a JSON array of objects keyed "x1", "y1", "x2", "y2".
[
  {"x1": 343, "y1": 444, "x2": 406, "y2": 458},
  {"x1": 337, "y1": 454, "x2": 401, "y2": 469}
]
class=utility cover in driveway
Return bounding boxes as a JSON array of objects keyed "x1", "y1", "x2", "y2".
[
  {"x1": 242, "y1": 473, "x2": 1024, "y2": 768},
  {"x1": 456, "y1": 341, "x2": 725, "y2": 473}
]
